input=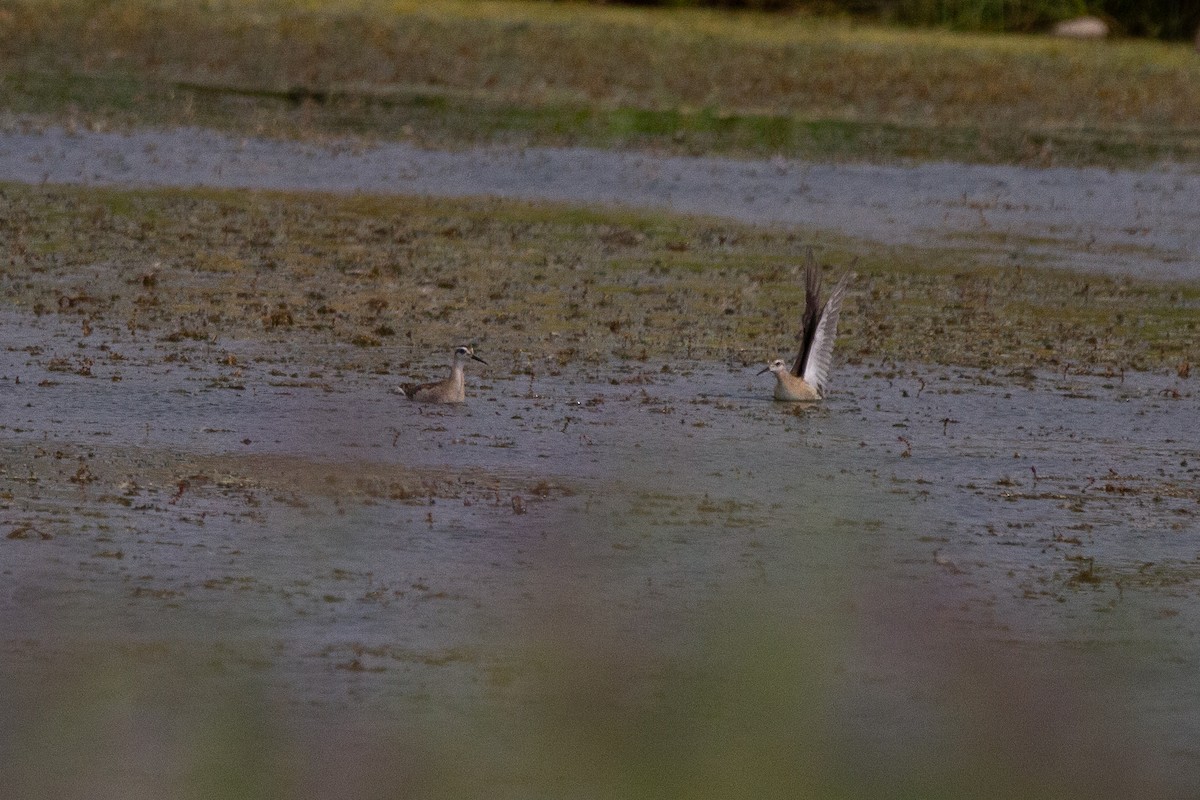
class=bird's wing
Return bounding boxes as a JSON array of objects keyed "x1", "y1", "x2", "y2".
[
  {"x1": 791, "y1": 249, "x2": 822, "y2": 377},
  {"x1": 801, "y1": 273, "x2": 849, "y2": 396},
  {"x1": 399, "y1": 380, "x2": 431, "y2": 400}
]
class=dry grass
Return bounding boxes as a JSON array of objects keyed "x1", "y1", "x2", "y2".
[{"x1": 3, "y1": 0, "x2": 1200, "y2": 165}]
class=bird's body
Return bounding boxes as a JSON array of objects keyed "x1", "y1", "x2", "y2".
[
  {"x1": 758, "y1": 252, "x2": 849, "y2": 402},
  {"x1": 766, "y1": 367, "x2": 822, "y2": 401},
  {"x1": 400, "y1": 346, "x2": 487, "y2": 404}
]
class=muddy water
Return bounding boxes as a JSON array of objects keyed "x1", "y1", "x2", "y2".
[
  {"x1": 3, "y1": 125, "x2": 1200, "y2": 790},
  {"x1": 2, "y1": 125, "x2": 1199, "y2": 278},
  {"x1": 2, "y1": 307, "x2": 1199, "y2": 790}
]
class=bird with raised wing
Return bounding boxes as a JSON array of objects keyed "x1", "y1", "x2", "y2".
[
  {"x1": 758, "y1": 252, "x2": 850, "y2": 401},
  {"x1": 400, "y1": 345, "x2": 487, "y2": 403}
]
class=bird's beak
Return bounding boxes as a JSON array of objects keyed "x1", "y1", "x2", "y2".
[
  {"x1": 471, "y1": 354, "x2": 488, "y2": 365},
  {"x1": 756, "y1": 365, "x2": 770, "y2": 376}
]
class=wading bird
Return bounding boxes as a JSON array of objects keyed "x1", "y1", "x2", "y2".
[
  {"x1": 400, "y1": 345, "x2": 487, "y2": 403},
  {"x1": 758, "y1": 252, "x2": 850, "y2": 401}
]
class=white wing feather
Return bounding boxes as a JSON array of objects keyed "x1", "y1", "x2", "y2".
[{"x1": 801, "y1": 275, "x2": 848, "y2": 397}]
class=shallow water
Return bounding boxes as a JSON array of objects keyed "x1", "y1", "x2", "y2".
[
  {"x1": 2, "y1": 308, "x2": 1198, "y2": 792},
  {"x1": 2, "y1": 124, "x2": 1199, "y2": 791},
  {"x1": 2, "y1": 125, "x2": 1199, "y2": 279}
]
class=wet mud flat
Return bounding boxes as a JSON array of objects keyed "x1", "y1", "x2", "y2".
[
  {"x1": 2, "y1": 307, "x2": 1198, "y2": 795},
  {"x1": 2, "y1": 125, "x2": 1200, "y2": 279}
]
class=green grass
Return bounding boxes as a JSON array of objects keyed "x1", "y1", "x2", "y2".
[{"x1": 3, "y1": 0, "x2": 1200, "y2": 166}]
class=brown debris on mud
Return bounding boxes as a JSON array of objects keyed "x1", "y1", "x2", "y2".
[{"x1": 2, "y1": 182, "x2": 1196, "y2": 378}]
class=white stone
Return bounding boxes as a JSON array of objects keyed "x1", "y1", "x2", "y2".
[{"x1": 1052, "y1": 16, "x2": 1109, "y2": 40}]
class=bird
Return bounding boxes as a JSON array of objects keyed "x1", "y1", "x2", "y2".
[
  {"x1": 758, "y1": 251, "x2": 850, "y2": 401},
  {"x1": 399, "y1": 345, "x2": 487, "y2": 403}
]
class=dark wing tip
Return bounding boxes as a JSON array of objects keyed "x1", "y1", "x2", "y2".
[{"x1": 793, "y1": 249, "x2": 823, "y2": 376}]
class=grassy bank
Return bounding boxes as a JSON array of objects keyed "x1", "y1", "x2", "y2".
[
  {"x1": 2, "y1": 181, "x2": 1194, "y2": 375},
  {"x1": 3, "y1": 0, "x2": 1200, "y2": 166}
]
